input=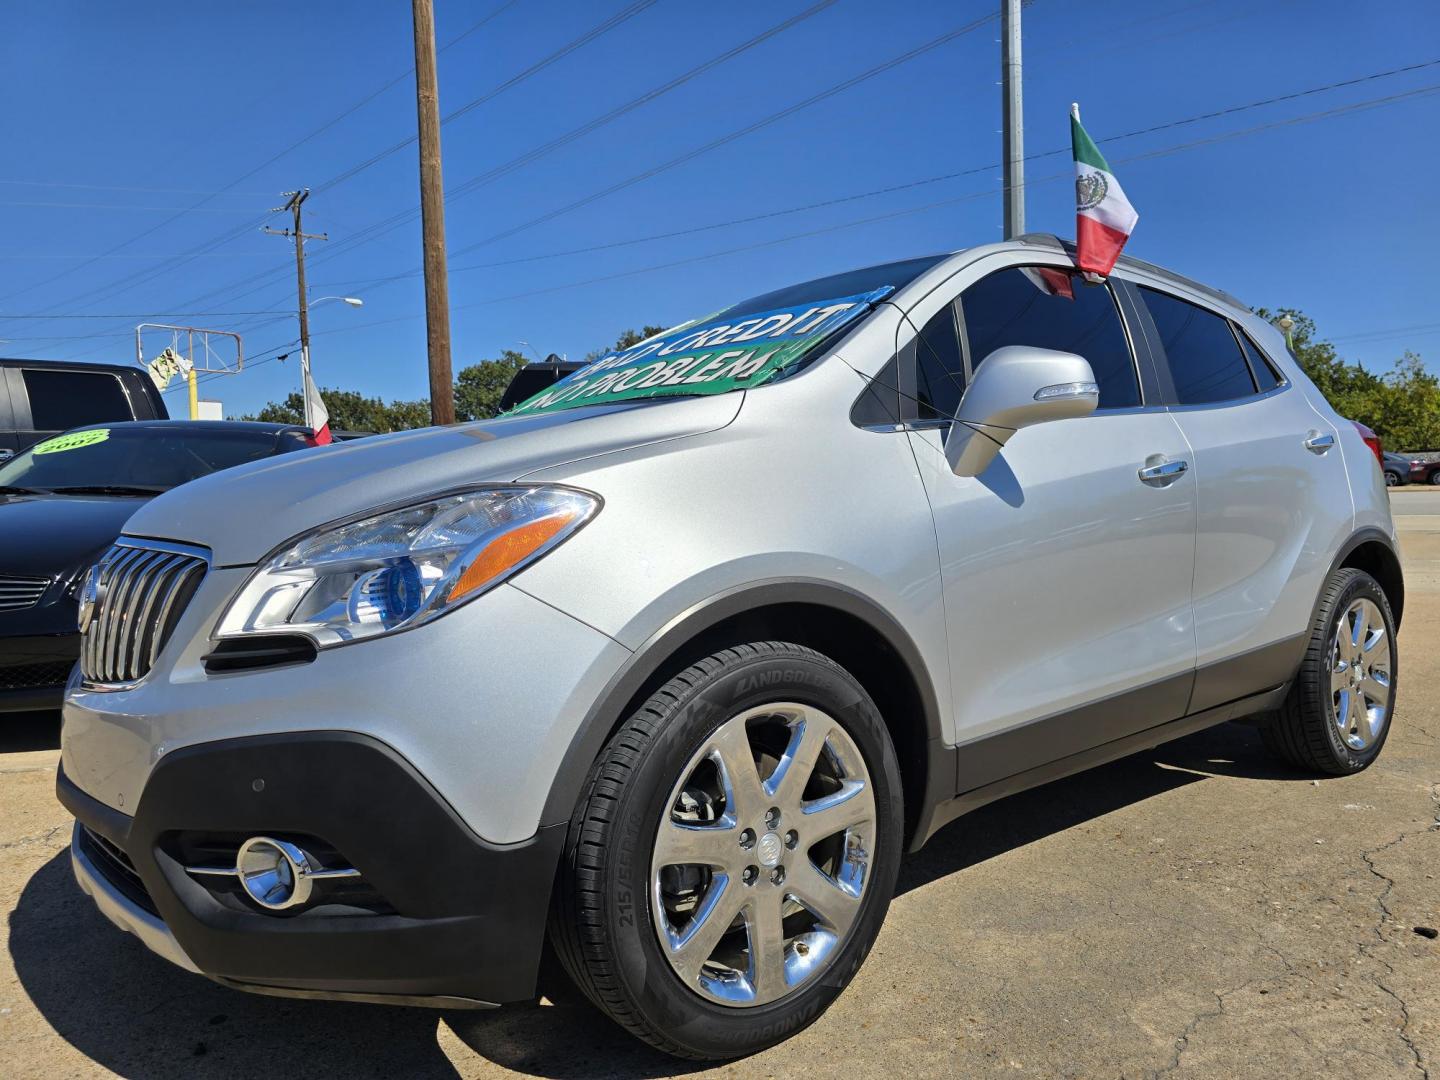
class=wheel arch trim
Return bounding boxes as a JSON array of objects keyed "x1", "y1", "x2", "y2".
[
  {"x1": 1329, "y1": 526, "x2": 1405, "y2": 630},
  {"x1": 537, "y1": 578, "x2": 946, "y2": 831}
]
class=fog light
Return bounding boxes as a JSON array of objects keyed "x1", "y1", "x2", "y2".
[
  {"x1": 237, "y1": 837, "x2": 316, "y2": 910},
  {"x1": 185, "y1": 835, "x2": 363, "y2": 912}
]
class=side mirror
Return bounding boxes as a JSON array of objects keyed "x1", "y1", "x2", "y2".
[
  {"x1": 0, "y1": 449, "x2": 13, "y2": 465},
  {"x1": 944, "y1": 346, "x2": 1098, "y2": 477}
]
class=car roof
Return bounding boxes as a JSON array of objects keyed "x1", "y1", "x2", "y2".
[
  {"x1": 0, "y1": 356, "x2": 147, "y2": 375},
  {"x1": 64, "y1": 419, "x2": 312, "y2": 436}
]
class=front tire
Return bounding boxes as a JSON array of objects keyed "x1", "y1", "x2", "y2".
[
  {"x1": 1384, "y1": 470, "x2": 1401, "y2": 487},
  {"x1": 1262, "y1": 568, "x2": 1397, "y2": 774},
  {"x1": 550, "y1": 641, "x2": 903, "y2": 1059}
]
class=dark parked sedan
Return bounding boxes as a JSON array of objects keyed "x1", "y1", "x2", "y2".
[{"x1": 0, "y1": 420, "x2": 315, "y2": 712}]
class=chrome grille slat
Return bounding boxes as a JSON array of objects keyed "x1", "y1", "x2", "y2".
[
  {"x1": 0, "y1": 574, "x2": 48, "y2": 612},
  {"x1": 123, "y1": 553, "x2": 183, "y2": 681},
  {"x1": 97, "y1": 548, "x2": 146, "y2": 679},
  {"x1": 78, "y1": 542, "x2": 208, "y2": 687},
  {"x1": 146, "y1": 561, "x2": 206, "y2": 671}
]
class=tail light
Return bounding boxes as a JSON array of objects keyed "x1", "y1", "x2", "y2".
[{"x1": 1350, "y1": 420, "x2": 1383, "y2": 463}]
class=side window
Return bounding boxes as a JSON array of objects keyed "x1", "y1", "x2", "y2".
[
  {"x1": 913, "y1": 302, "x2": 965, "y2": 421},
  {"x1": 960, "y1": 267, "x2": 1140, "y2": 409},
  {"x1": 1139, "y1": 288, "x2": 1258, "y2": 404},
  {"x1": 1234, "y1": 326, "x2": 1283, "y2": 392},
  {"x1": 21, "y1": 369, "x2": 132, "y2": 431}
]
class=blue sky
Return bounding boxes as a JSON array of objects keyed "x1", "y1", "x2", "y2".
[{"x1": 2, "y1": 0, "x2": 1437, "y2": 418}]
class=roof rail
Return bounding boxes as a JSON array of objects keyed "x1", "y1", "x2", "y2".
[{"x1": 1009, "y1": 233, "x2": 1250, "y2": 313}]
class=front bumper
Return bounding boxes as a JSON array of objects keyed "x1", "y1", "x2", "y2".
[
  {"x1": 58, "y1": 730, "x2": 565, "y2": 1006},
  {"x1": 0, "y1": 632, "x2": 77, "y2": 713}
]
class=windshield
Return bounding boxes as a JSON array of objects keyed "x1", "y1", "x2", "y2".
[
  {"x1": 507, "y1": 253, "x2": 948, "y2": 417},
  {"x1": 0, "y1": 426, "x2": 307, "y2": 494}
]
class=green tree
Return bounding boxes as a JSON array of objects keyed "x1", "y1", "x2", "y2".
[
  {"x1": 454, "y1": 350, "x2": 527, "y2": 421},
  {"x1": 1257, "y1": 308, "x2": 1436, "y2": 449},
  {"x1": 585, "y1": 325, "x2": 669, "y2": 361},
  {"x1": 246, "y1": 385, "x2": 417, "y2": 434}
]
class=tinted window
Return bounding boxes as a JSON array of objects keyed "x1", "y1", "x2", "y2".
[
  {"x1": 1235, "y1": 327, "x2": 1282, "y2": 392},
  {"x1": 0, "y1": 426, "x2": 300, "y2": 492},
  {"x1": 720, "y1": 254, "x2": 948, "y2": 321},
  {"x1": 1140, "y1": 288, "x2": 1257, "y2": 404},
  {"x1": 913, "y1": 303, "x2": 965, "y2": 421},
  {"x1": 22, "y1": 369, "x2": 131, "y2": 431},
  {"x1": 961, "y1": 267, "x2": 1140, "y2": 409}
]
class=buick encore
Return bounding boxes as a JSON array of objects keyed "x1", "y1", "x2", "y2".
[{"x1": 58, "y1": 234, "x2": 1403, "y2": 1058}]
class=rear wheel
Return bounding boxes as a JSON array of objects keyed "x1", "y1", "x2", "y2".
[
  {"x1": 1262, "y1": 568, "x2": 1397, "y2": 774},
  {"x1": 550, "y1": 641, "x2": 903, "y2": 1059},
  {"x1": 1429, "y1": 469, "x2": 1440, "y2": 485}
]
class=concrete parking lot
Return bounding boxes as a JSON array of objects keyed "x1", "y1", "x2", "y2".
[{"x1": 2, "y1": 513, "x2": 1436, "y2": 1078}]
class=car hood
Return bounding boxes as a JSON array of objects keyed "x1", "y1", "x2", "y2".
[
  {"x1": 124, "y1": 394, "x2": 743, "y2": 566},
  {"x1": 0, "y1": 492, "x2": 148, "y2": 581}
]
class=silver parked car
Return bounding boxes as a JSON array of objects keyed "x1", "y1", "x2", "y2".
[{"x1": 58, "y1": 235, "x2": 1402, "y2": 1059}]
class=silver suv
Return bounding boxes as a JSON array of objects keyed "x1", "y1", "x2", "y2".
[{"x1": 58, "y1": 235, "x2": 1402, "y2": 1059}]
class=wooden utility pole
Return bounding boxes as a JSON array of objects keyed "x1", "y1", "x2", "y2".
[
  {"x1": 263, "y1": 190, "x2": 327, "y2": 429},
  {"x1": 412, "y1": 0, "x2": 454, "y2": 425}
]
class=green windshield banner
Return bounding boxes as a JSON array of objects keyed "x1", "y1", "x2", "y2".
[{"x1": 507, "y1": 288, "x2": 893, "y2": 416}]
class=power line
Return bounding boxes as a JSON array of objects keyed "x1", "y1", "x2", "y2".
[
  {"x1": 455, "y1": 11, "x2": 1002, "y2": 255},
  {"x1": 0, "y1": 0, "x2": 522, "y2": 318},
  {"x1": 314, "y1": 0, "x2": 662, "y2": 194},
  {"x1": 49, "y1": 0, "x2": 848, "y2": 355},
  {"x1": 312, "y1": 57, "x2": 1440, "y2": 292},
  {"x1": 19, "y1": 0, "x2": 667, "y2": 358},
  {"x1": 147, "y1": 4, "x2": 990, "y2": 328}
]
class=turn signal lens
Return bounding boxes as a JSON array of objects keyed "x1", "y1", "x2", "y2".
[{"x1": 448, "y1": 512, "x2": 577, "y2": 602}]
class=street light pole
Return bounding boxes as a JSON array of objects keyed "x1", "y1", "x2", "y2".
[
  {"x1": 1001, "y1": 0, "x2": 1025, "y2": 239},
  {"x1": 412, "y1": 0, "x2": 455, "y2": 426}
]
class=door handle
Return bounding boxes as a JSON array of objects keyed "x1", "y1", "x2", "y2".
[
  {"x1": 1138, "y1": 458, "x2": 1188, "y2": 484},
  {"x1": 1304, "y1": 430, "x2": 1335, "y2": 454}
]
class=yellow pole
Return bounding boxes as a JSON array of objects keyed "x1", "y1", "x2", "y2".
[{"x1": 188, "y1": 368, "x2": 199, "y2": 420}]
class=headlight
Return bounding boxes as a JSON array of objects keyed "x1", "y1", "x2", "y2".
[{"x1": 216, "y1": 486, "x2": 599, "y2": 647}]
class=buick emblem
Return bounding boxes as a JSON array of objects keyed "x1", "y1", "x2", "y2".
[{"x1": 77, "y1": 564, "x2": 104, "y2": 634}]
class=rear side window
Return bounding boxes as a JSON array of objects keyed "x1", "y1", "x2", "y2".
[
  {"x1": 913, "y1": 303, "x2": 965, "y2": 421},
  {"x1": 961, "y1": 267, "x2": 1140, "y2": 409},
  {"x1": 22, "y1": 369, "x2": 131, "y2": 431},
  {"x1": 1140, "y1": 288, "x2": 1257, "y2": 404},
  {"x1": 1235, "y1": 327, "x2": 1283, "y2": 392}
]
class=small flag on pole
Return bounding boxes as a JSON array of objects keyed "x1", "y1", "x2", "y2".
[
  {"x1": 303, "y1": 367, "x2": 332, "y2": 445},
  {"x1": 1071, "y1": 103, "x2": 1137, "y2": 279}
]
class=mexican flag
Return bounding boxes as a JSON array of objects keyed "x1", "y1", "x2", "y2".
[{"x1": 1071, "y1": 104, "x2": 1137, "y2": 277}]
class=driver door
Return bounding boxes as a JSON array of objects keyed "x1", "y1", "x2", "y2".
[{"x1": 901, "y1": 257, "x2": 1199, "y2": 789}]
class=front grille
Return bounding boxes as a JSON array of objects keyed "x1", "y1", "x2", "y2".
[
  {"x1": 78, "y1": 825, "x2": 158, "y2": 917},
  {"x1": 0, "y1": 574, "x2": 48, "y2": 612},
  {"x1": 80, "y1": 542, "x2": 207, "y2": 686},
  {"x1": 0, "y1": 659, "x2": 73, "y2": 690}
]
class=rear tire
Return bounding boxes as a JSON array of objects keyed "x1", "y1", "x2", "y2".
[
  {"x1": 550, "y1": 641, "x2": 903, "y2": 1059},
  {"x1": 1262, "y1": 568, "x2": 1397, "y2": 775},
  {"x1": 1429, "y1": 470, "x2": 1440, "y2": 486}
]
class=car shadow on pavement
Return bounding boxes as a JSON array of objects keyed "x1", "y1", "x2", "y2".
[
  {"x1": 10, "y1": 852, "x2": 709, "y2": 1080},
  {"x1": 898, "y1": 720, "x2": 1314, "y2": 897},
  {"x1": 0, "y1": 709, "x2": 60, "y2": 753},
  {"x1": 11, "y1": 722, "x2": 1312, "y2": 1079}
]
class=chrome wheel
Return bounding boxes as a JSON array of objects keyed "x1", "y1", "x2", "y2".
[
  {"x1": 1330, "y1": 598, "x2": 1392, "y2": 750},
  {"x1": 650, "y1": 702, "x2": 876, "y2": 1008}
]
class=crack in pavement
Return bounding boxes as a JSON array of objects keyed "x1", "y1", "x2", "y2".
[{"x1": 1360, "y1": 830, "x2": 1433, "y2": 1080}]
